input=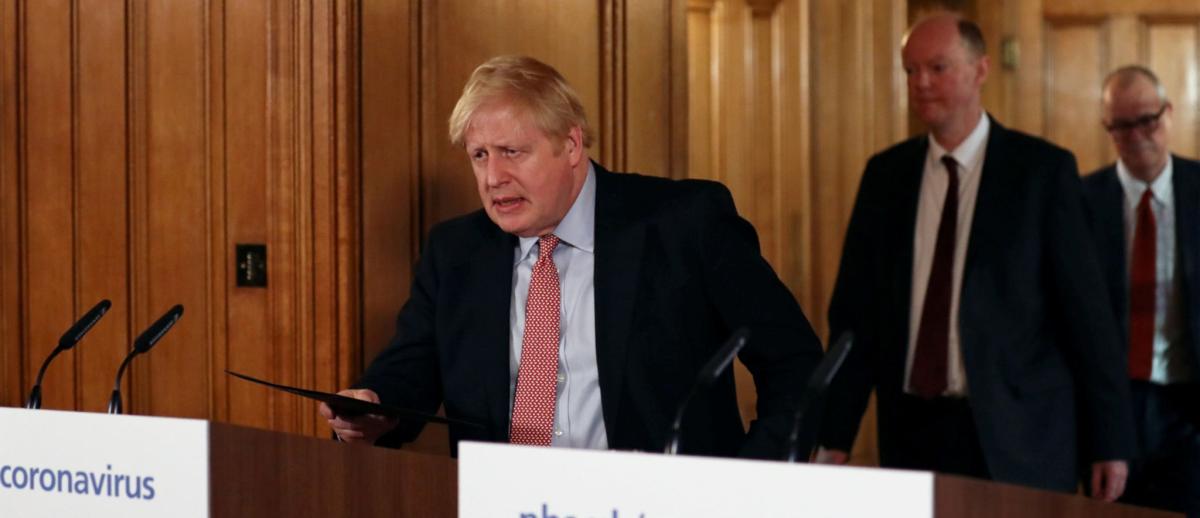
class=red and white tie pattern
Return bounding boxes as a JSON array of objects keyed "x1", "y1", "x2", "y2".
[{"x1": 510, "y1": 234, "x2": 561, "y2": 446}]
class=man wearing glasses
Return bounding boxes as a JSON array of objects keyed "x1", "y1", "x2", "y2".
[{"x1": 1083, "y1": 65, "x2": 1200, "y2": 517}]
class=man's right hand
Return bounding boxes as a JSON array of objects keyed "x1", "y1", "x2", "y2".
[
  {"x1": 813, "y1": 447, "x2": 850, "y2": 465},
  {"x1": 319, "y1": 388, "x2": 399, "y2": 445}
]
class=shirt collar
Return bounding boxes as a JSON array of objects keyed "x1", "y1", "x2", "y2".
[
  {"x1": 927, "y1": 111, "x2": 990, "y2": 175},
  {"x1": 517, "y1": 162, "x2": 597, "y2": 262},
  {"x1": 1117, "y1": 156, "x2": 1173, "y2": 208}
]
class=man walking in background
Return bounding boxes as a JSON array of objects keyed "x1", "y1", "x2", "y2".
[
  {"x1": 817, "y1": 13, "x2": 1135, "y2": 500},
  {"x1": 1083, "y1": 65, "x2": 1200, "y2": 516}
]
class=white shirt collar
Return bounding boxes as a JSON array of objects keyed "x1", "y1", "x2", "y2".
[
  {"x1": 927, "y1": 112, "x2": 990, "y2": 175},
  {"x1": 1117, "y1": 156, "x2": 1173, "y2": 208}
]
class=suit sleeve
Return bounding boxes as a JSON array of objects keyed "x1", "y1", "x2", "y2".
[
  {"x1": 1044, "y1": 152, "x2": 1136, "y2": 462},
  {"x1": 819, "y1": 156, "x2": 883, "y2": 452},
  {"x1": 693, "y1": 182, "x2": 825, "y2": 458},
  {"x1": 353, "y1": 228, "x2": 446, "y2": 447}
]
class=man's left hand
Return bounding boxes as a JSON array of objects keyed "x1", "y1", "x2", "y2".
[{"x1": 1090, "y1": 459, "x2": 1128, "y2": 502}]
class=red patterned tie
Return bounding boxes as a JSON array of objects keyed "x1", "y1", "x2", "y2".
[
  {"x1": 510, "y1": 234, "x2": 561, "y2": 445},
  {"x1": 910, "y1": 155, "x2": 958, "y2": 398},
  {"x1": 1129, "y1": 190, "x2": 1155, "y2": 380}
]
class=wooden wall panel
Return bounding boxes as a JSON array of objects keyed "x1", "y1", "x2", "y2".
[
  {"x1": 76, "y1": 0, "x2": 131, "y2": 412},
  {"x1": 1, "y1": 0, "x2": 358, "y2": 440},
  {"x1": 687, "y1": 1, "x2": 717, "y2": 182},
  {"x1": 269, "y1": 0, "x2": 306, "y2": 433},
  {"x1": 688, "y1": 0, "x2": 906, "y2": 462},
  {"x1": 693, "y1": 0, "x2": 759, "y2": 425},
  {"x1": 1044, "y1": 21, "x2": 1107, "y2": 174},
  {"x1": 139, "y1": 0, "x2": 211, "y2": 418},
  {"x1": 224, "y1": 0, "x2": 272, "y2": 428},
  {"x1": 1006, "y1": 0, "x2": 1044, "y2": 135},
  {"x1": 709, "y1": 0, "x2": 746, "y2": 190},
  {"x1": 1046, "y1": 0, "x2": 1200, "y2": 18},
  {"x1": 1107, "y1": 15, "x2": 1140, "y2": 71},
  {"x1": 205, "y1": 0, "x2": 232, "y2": 426},
  {"x1": 625, "y1": 0, "x2": 687, "y2": 178},
  {"x1": 22, "y1": 0, "x2": 77, "y2": 411},
  {"x1": 994, "y1": 1, "x2": 1200, "y2": 176},
  {"x1": 310, "y1": 0, "x2": 361, "y2": 437},
  {"x1": 748, "y1": 7, "x2": 779, "y2": 267},
  {"x1": 0, "y1": 0, "x2": 21, "y2": 408},
  {"x1": 1148, "y1": 22, "x2": 1200, "y2": 159},
  {"x1": 360, "y1": 0, "x2": 417, "y2": 369},
  {"x1": 812, "y1": 0, "x2": 908, "y2": 467},
  {"x1": 773, "y1": 0, "x2": 812, "y2": 318}
]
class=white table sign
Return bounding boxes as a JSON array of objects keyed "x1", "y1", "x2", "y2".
[
  {"x1": 459, "y1": 441, "x2": 933, "y2": 518},
  {"x1": 0, "y1": 407, "x2": 208, "y2": 518}
]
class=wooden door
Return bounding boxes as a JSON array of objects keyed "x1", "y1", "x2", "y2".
[{"x1": 1006, "y1": 0, "x2": 1200, "y2": 174}]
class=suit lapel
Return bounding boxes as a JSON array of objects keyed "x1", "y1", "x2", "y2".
[
  {"x1": 464, "y1": 222, "x2": 518, "y2": 441},
  {"x1": 961, "y1": 119, "x2": 1018, "y2": 316},
  {"x1": 592, "y1": 165, "x2": 644, "y2": 433},
  {"x1": 1093, "y1": 167, "x2": 1128, "y2": 345},
  {"x1": 964, "y1": 119, "x2": 1001, "y2": 273},
  {"x1": 1172, "y1": 156, "x2": 1200, "y2": 362},
  {"x1": 890, "y1": 138, "x2": 928, "y2": 351}
]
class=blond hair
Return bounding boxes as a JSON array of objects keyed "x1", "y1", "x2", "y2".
[{"x1": 448, "y1": 55, "x2": 593, "y2": 148}]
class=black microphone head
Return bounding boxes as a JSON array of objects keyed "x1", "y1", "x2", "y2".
[
  {"x1": 696, "y1": 327, "x2": 750, "y2": 387},
  {"x1": 783, "y1": 331, "x2": 855, "y2": 462},
  {"x1": 664, "y1": 327, "x2": 752, "y2": 455},
  {"x1": 133, "y1": 304, "x2": 184, "y2": 353},
  {"x1": 807, "y1": 331, "x2": 854, "y2": 392},
  {"x1": 57, "y1": 299, "x2": 112, "y2": 351}
]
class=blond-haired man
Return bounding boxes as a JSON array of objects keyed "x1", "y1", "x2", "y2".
[{"x1": 322, "y1": 55, "x2": 822, "y2": 458}]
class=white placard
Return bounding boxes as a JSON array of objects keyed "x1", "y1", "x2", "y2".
[
  {"x1": 460, "y1": 442, "x2": 933, "y2": 518},
  {"x1": 0, "y1": 407, "x2": 209, "y2": 518}
]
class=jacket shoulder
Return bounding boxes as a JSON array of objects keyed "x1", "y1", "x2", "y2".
[
  {"x1": 1174, "y1": 154, "x2": 1200, "y2": 174},
  {"x1": 867, "y1": 134, "x2": 927, "y2": 167},
  {"x1": 424, "y1": 209, "x2": 506, "y2": 261},
  {"x1": 1082, "y1": 164, "x2": 1117, "y2": 187},
  {"x1": 602, "y1": 170, "x2": 736, "y2": 215},
  {"x1": 992, "y1": 124, "x2": 1076, "y2": 163}
]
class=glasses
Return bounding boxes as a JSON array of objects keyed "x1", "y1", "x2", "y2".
[{"x1": 1104, "y1": 103, "x2": 1169, "y2": 135}]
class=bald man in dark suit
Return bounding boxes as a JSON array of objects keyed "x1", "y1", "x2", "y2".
[
  {"x1": 816, "y1": 13, "x2": 1136, "y2": 500},
  {"x1": 1083, "y1": 65, "x2": 1200, "y2": 517}
]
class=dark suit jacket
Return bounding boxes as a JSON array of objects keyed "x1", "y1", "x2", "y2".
[
  {"x1": 822, "y1": 117, "x2": 1136, "y2": 492},
  {"x1": 357, "y1": 163, "x2": 823, "y2": 459},
  {"x1": 1082, "y1": 156, "x2": 1200, "y2": 386}
]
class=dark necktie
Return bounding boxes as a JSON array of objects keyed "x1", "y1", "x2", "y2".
[
  {"x1": 1129, "y1": 190, "x2": 1155, "y2": 380},
  {"x1": 510, "y1": 235, "x2": 562, "y2": 445},
  {"x1": 910, "y1": 155, "x2": 959, "y2": 398}
]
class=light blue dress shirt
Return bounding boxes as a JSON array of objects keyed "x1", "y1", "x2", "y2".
[{"x1": 508, "y1": 164, "x2": 608, "y2": 448}]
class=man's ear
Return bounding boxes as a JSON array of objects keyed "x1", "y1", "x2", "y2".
[
  {"x1": 565, "y1": 126, "x2": 584, "y2": 166},
  {"x1": 974, "y1": 54, "x2": 990, "y2": 87}
]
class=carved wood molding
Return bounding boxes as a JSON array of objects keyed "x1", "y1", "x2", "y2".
[
  {"x1": 688, "y1": 0, "x2": 716, "y2": 13},
  {"x1": 0, "y1": 0, "x2": 22, "y2": 407},
  {"x1": 746, "y1": 0, "x2": 782, "y2": 17},
  {"x1": 600, "y1": 0, "x2": 627, "y2": 170}
]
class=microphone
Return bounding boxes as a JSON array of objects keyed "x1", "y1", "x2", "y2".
[
  {"x1": 663, "y1": 327, "x2": 750, "y2": 455},
  {"x1": 107, "y1": 304, "x2": 184, "y2": 414},
  {"x1": 25, "y1": 299, "x2": 112, "y2": 409},
  {"x1": 784, "y1": 331, "x2": 854, "y2": 463}
]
